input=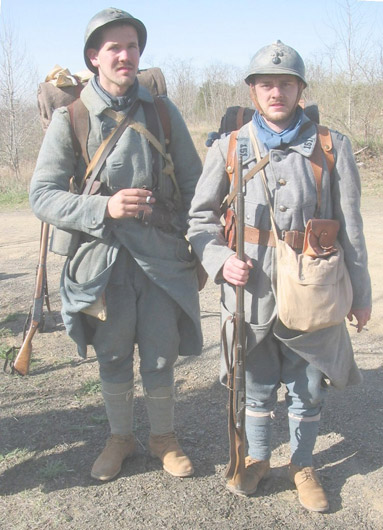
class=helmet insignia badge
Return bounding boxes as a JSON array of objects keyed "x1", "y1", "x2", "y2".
[{"x1": 272, "y1": 51, "x2": 284, "y2": 65}]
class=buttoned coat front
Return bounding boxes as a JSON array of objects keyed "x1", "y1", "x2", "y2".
[
  {"x1": 30, "y1": 82, "x2": 203, "y2": 358},
  {"x1": 188, "y1": 115, "x2": 371, "y2": 389}
]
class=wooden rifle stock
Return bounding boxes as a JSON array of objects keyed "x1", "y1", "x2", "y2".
[
  {"x1": 13, "y1": 222, "x2": 50, "y2": 376},
  {"x1": 225, "y1": 155, "x2": 247, "y2": 488}
]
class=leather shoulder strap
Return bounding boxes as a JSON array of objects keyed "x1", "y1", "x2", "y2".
[
  {"x1": 309, "y1": 125, "x2": 335, "y2": 217},
  {"x1": 67, "y1": 98, "x2": 90, "y2": 166},
  {"x1": 317, "y1": 124, "x2": 334, "y2": 174},
  {"x1": 153, "y1": 96, "x2": 171, "y2": 145},
  {"x1": 226, "y1": 131, "x2": 239, "y2": 184}
]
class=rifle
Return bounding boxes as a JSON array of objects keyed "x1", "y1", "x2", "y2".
[
  {"x1": 224, "y1": 154, "x2": 247, "y2": 490},
  {"x1": 12, "y1": 222, "x2": 51, "y2": 375}
]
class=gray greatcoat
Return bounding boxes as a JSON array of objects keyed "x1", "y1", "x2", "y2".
[
  {"x1": 188, "y1": 115, "x2": 371, "y2": 389},
  {"x1": 30, "y1": 82, "x2": 203, "y2": 358}
]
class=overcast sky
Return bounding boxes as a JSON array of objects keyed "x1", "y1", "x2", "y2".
[{"x1": 1, "y1": 0, "x2": 383, "y2": 81}]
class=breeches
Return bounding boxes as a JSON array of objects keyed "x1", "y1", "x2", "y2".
[
  {"x1": 245, "y1": 330, "x2": 327, "y2": 418},
  {"x1": 84, "y1": 248, "x2": 181, "y2": 387}
]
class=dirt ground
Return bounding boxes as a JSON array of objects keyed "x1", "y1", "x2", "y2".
[{"x1": 0, "y1": 191, "x2": 382, "y2": 530}]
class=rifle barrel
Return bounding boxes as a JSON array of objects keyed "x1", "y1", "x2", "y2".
[{"x1": 234, "y1": 155, "x2": 246, "y2": 429}]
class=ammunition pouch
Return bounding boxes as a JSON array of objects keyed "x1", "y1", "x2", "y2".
[{"x1": 50, "y1": 226, "x2": 81, "y2": 258}]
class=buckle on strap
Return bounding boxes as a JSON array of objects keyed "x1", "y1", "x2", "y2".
[{"x1": 282, "y1": 230, "x2": 303, "y2": 249}]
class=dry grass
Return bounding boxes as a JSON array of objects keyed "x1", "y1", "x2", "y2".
[
  {"x1": 0, "y1": 130, "x2": 381, "y2": 211},
  {"x1": 189, "y1": 123, "x2": 211, "y2": 163}
]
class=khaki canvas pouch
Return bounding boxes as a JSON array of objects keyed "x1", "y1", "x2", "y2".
[{"x1": 276, "y1": 238, "x2": 353, "y2": 332}]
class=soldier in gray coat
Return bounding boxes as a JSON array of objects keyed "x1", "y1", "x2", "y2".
[
  {"x1": 188, "y1": 41, "x2": 371, "y2": 512},
  {"x1": 30, "y1": 8, "x2": 203, "y2": 482}
]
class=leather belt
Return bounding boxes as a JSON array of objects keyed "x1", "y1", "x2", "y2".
[{"x1": 244, "y1": 226, "x2": 304, "y2": 249}]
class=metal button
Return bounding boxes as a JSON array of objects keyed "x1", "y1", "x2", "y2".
[
  {"x1": 278, "y1": 178, "x2": 287, "y2": 186},
  {"x1": 279, "y1": 205, "x2": 287, "y2": 212}
]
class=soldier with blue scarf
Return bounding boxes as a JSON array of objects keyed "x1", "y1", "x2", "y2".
[{"x1": 188, "y1": 41, "x2": 371, "y2": 512}]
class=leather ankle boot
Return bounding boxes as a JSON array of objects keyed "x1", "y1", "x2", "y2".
[
  {"x1": 289, "y1": 464, "x2": 329, "y2": 512},
  {"x1": 149, "y1": 432, "x2": 194, "y2": 477},
  {"x1": 226, "y1": 456, "x2": 270, "y2": 496},
  {"x1": 91, "y1": 434, "x2": 136, "y2": 481}
]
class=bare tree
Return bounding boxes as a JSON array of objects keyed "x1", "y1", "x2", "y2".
[
  {"x1": 162, "y1": 58, "x2": 199, "y2": 124},
  {"x1": 305, "y1": 0, "x2": 383, "y2": 147},
  {"x1": 0, "y1": 19, "x2": 41, "y2": 181},
  {"x1": 196, "y1": 63, "x2": 249, "y2": 127}
]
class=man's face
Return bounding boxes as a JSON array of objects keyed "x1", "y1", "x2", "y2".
[
  {"x1": 250, "y1": 74, "x2": 301, "y2": 132},
  {"x1": 87, "y1": 24, "x2": 140, "y2": 96}
]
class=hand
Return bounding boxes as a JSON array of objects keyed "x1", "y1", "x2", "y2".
[
  {"x1": 222, "y1": 254, "x2": 253, "y2": 286},
  {"x1": 347, "y1": 307, "x2": 371, "y2": 333},
  {"x1": 105, "y1": 188, "x2": 155, "y2": 219}
]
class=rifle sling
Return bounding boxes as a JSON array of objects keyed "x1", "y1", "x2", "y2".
[{"x1": 223, "y1": 153, "x2": 270, "y2": 210}]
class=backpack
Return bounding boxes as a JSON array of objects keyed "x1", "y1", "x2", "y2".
[
  {"x1": 37, "y1": 66, "x2": 168, "y2": 131},
  {"x1": 205, "y1": 100, "x2": 321, "y2": 147},
  {"x1": 37, "y1": 66, "x2": 176, "y2": 257}
]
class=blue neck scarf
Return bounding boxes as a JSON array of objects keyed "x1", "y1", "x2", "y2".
[
  {"x1": 252, "y1": 107, "x2": 304, "y2": 150},
  {"x1": 91, "y1": 75, "x2": 139, "y2": 111}
]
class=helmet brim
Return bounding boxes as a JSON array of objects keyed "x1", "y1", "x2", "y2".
[{"x1": 245, "y1": 69, "x2": 307, "y2": 87}]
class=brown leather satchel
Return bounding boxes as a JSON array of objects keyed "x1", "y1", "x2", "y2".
[{"x1": 302, "y1": 218, "x2": 340, "y2": 258}]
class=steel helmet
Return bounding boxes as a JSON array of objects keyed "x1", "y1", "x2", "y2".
[
  {"x1": 245, "y1": 40, "x2": 306, "y2": 86},
  {"x1": 84, "y1": 7, "x2": 147, "y2": 73}
]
